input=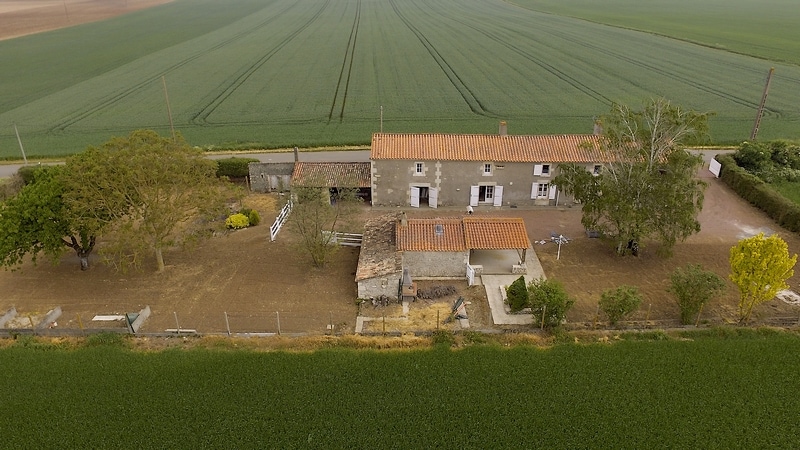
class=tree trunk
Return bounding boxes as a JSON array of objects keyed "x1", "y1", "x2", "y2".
[
  {"x1": 155, "y1": 247, "x2": 165, "y2": 272},
  {"x1": 79, "y1": 255, "x2": 89, "y2": 271}
]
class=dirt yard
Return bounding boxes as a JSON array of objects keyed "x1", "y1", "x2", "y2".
[
  {"x1": 2, "y1": 170, "x2": 799, "y2": 334},
  {"x1": 0, "y1": 0, "x2": 173, "y2": 41}
]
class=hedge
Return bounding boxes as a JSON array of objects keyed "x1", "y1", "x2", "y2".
[
  {"x1": 215, "y1": 157, "x2": 259, "y2": 178},
  {"x1": 716, "y1": 153, "x2": 800, "y2": 232}
]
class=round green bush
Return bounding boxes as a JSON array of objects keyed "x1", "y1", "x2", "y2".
[
  {"x1": 225, "y1": 213, "x2": 250, "y2": 229},
  {"x1": 248, "y1": 210, "x2": 261, "y2": 226}
]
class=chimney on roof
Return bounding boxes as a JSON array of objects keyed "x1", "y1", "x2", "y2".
[
  {"x1": 593, "y1": 119, "x2": 603, "y2": 136},
  {"x1": 400, "y1": 212, "x2": 407, "y2": 227},
  {"x1": 499, "y1": 121, "x2": 507, "y2": 136},
  {"x1": 294, "y1": 146, "x2": 299, "y2": 162}
]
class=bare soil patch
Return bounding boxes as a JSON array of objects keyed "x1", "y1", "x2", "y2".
[
  {"x1": 2, "y1": 172, "x2": 799, "y2": 335},
  {"x1": 0, "y1": 194, "x2": 359, "y2": 335},
  {"x1": 0, "y1": 0, "x2": 174, "y2": 41}
]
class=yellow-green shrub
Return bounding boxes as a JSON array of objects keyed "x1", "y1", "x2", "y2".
[{"x1": 225, "y1": 213, "x2": 250, "y2": 229}]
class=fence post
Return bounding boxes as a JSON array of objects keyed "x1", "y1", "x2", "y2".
[
  {"x1": 276, "y1": 311, "x2": 281, "y2": 336},
  {"x1": 224, "y1": 311, "x2": 231, "y2": 336},
  {"x1": 540, "y1": 304, "x2": 547, "y2": 329},
  {"x1": 645, "y1": 303, "x2": 652, "y2": 329},
  {"x1": 174, "y1": 312, "x2": 181, "y2": 336}
]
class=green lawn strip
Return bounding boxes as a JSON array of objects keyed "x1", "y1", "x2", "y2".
[{"x1": 2, "y1": 332, "x2": 799, "y2": 447}]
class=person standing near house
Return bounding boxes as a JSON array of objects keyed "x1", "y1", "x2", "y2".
[{"x1": 467, "y1": 205, "x2": 473, "y2": 215}]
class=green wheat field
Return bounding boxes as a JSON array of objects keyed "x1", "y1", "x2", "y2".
[{"x1": 0, "y1": 0, "x2": 798, "y2": 158}]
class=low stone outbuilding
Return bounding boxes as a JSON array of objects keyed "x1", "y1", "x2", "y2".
[{"x1": 356, "y1": 214, "x2": 532, "y2": 299}]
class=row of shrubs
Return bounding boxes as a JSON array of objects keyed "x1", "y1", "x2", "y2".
[
  {"x1": 225, "y1": 208, "x2": 261, "y2": 229},
  {"x1": 506, "y1": 262, "x2": 726, "y2": 328},
  {"x1": 716, "y1": 153, "x2": 800, "y2": 232}
]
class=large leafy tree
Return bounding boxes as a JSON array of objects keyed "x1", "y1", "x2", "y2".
[
  {"x1": 729, "y1": 233, "x2": 797, "y2": 323},
  {"x1": 554, "y1": 98, "x2": 710, "y2": 255},
  {"x1": 0, "y1": 166, "x2": 100, "y2": 271},
  {"x1": 64, "y1": 130, "x2": 234, "y2": 272}
]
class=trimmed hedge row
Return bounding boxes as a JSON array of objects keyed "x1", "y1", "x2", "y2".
[
  {"x1": 215, "y1": 157, "x2": 259, "y2": 178},
  {"x1": 716, "y1": 153, "x2": 800, "y2": 232}
]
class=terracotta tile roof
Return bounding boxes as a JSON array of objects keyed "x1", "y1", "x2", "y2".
[
  {"x1": 291, "y1": 162, "x2": 370, "y2": 188},
  {"x1": 355, "y1": 214, "x2": 403, "y2": 281},
  {"x1": 396, "y1": 218, "x2": 466, "y2": 252},
  {"x1": 396, "y1": 217, "x2": 531, "y2": 251},
  {"x1": 371, "y1": 133, "x2": 603, "y2": 163},
  {"x1": 463, "y1": 217, "x2": 531, "y2": 250}
]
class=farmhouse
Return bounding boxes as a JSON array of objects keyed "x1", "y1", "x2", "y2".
[
  {"x1": 369, "y1": 127, "x2": 604, "y2": 208},
  {"x1": 356, "y1": 213, "x2": 531, "y2": 299}
]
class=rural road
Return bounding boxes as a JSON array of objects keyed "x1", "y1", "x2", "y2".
[
  {"x1": 0, "y1": 150, "x2": 371, "y2": 178},
  {"x1": 0, "y1": 148, "x2": 729, "y2": 179}
]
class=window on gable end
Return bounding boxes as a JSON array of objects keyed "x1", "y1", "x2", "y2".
[
  {"x1": 483, "y1": 163, "x2": 492, "y2": 175},
  {"x1": 414, "y1": 162, "x2": 424, "y2": 176}
]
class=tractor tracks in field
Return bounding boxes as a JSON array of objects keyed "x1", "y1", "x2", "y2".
[
  {"x1": 192, "y1": 0, "x2": 332, "y2": 125},
  {"x1": 388, "y1": 0, "x2": 493, "y2": 117},
  {"x1": 47, "y1": 0, "x2": 321, "y2": 132},
  {"x1": 327, "y1": 0, "x2": 360, "y2": 123}
]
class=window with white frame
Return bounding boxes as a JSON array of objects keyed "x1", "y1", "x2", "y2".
[
  {"x1": 533, "y1": 164, "x2": 551, "y2": 176},
  {"x1": 537, "y1": 182, "x2": 549, "y2": 198},
  {"x1": 414, "y1": 162, "x2": 424, "y2": 176},
  {"x1": 483, "y1": 163, "x2": 492, "y2": 176}
]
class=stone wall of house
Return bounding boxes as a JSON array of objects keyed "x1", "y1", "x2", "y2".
[
  {"x1": 249, "y1": 163, "x2": 294, "y2": 192},
  {"x1": 371, "y1": 160, "x2": 590, "y2": 208},
  {"x1": 357, "y1": 271, "x2": 403, "y2": 300},
  {"x1": 403, "y1": 251, "x2": 468, "y2": 278}
]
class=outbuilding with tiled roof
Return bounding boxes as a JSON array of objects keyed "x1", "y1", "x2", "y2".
[
  {"x1": 369, "y1": 128, "x2": 606, "y2": 208},
  {"x1": 356, "y1": 214, "x2": 533, "y2": 299}
]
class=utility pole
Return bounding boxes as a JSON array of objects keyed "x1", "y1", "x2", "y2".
[
  {"x1": 162, "y1": 75, "x2": 176, "y2": 142},
  {"x1": 750, "y1": 67, "x2": 774, "y2": 141},
  {"x1": 13, "y1": 124, "x2": 28, "y2": 164}
]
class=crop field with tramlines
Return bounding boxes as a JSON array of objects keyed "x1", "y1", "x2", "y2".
[{"x1": 1, "y1": 0, "x2": 799, "y2": 158}]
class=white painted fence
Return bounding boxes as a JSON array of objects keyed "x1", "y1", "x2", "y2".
[
  {"x1": 322, "y1": 231, "x2": 363, "y2": 247},
  {"x1": 270, "y1": 200, "x2": 293, "y2": 242}
]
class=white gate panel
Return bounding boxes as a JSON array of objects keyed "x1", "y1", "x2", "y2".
[
  {"x1": 429, "y1": 187, "x2": 438, "y2": 208},
  {"x1": 469, "y1": 185, "x2": 479, "y2": 206},
  {"x1": 709, "y1": 158, "x2": 722, "y2": 178},
  {"x1": 410, "y1": 187, "x2": 420, "y2": 208},
  {"x1": 466, "y1": 264, "x2": 475, "y2": 286},
  {"x1": 493, "y1": 185, "x2": 504, "y2": 206}
]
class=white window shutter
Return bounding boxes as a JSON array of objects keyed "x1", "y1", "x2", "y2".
[
  {"x1": 548, "y1": 185, "x2": 557, "y2": 199},
  {"x1": 469, "y1": 186, "x2": 479, "y2": 206},
  {"x1": 531, "y1": 182, "x2": 539, "y2": 199},
  {"x1": 533, "y1": 164, "x2": 543, "y2": 176},
  {"x1": 493, "y1": 186, "x2": 503, "y2": 206}
]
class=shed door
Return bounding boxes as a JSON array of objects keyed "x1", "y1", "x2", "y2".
[
  {"x1": 429, "y1": 188, "x2": 438, "y2": 209},
  {"x1": 469, "y1": 186, "x2": 479, "y2": 206},
  {"x1": 493, "y1": 185, "x2": 503, "y2": 206},
  {"x1": 410, "y1": 187, "x2": 420, "y2": 208}
]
